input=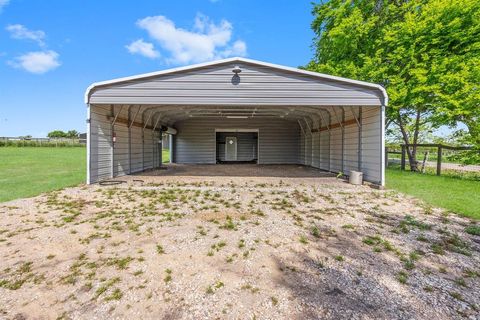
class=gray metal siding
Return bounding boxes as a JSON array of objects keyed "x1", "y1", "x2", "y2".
[
  {"x1": 89, "y1": 105, "x2": 112, "y2": 182},
  {"x1": 89, "y1": 63, "x2": 383, "y2": 106},
  {"x1": 89, "y1": 104, "x2": 162, "y2": 183},
  {"x1": 361, "y1": 107, "x2": 382, "y2": 183},
  {"x1": 296, "y1": 106, "x2": 381, "y2": 184},
  {"x1": 174, "y1": 118, "x2": 300, "y2": 164}
]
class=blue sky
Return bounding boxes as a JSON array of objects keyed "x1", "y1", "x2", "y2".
[{"x1": 0, "y1": 0, "x2": 316, "y2": 137}]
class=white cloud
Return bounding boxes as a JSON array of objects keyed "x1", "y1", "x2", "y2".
[
  {"x1": 9, "y1": 50, "x2": 60, "y2": 74},
  {"x1": 0, "y1": 0, "x2": 9, "y2": 12},
  {"x1": 126, "y1": 39, "x2": 160, "y2": 59},
  {"x1": 6, "y1": 24, "x2": 46, "y2": 46},
  {"x1": 134, "y1": 13, "x2": 247, "y2": 65}
]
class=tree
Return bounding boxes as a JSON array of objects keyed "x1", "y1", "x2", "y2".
[
  {"x1": 47, "y1": 130, "x2": 67, "y2": 138},
  {"x1": 306, "y1": 0, "x2": 480, "y2": 171},
  {"x1": 66, "y1": 130, "x2": 79, "y2": 138}
]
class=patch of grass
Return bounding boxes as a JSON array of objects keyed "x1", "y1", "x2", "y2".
[
  {"x1": 95, "y1": 277, "x2": 120, "y2": 299},
  {"x1": 105, "y1": 288, "x2": 123, "y2": 301},
  {"x1": 156, "y1": 244, "x2": 165, "y2": 254},
  {"x1": 465, "y1": 225, "x2": 480, "y2": 236},
  {"x1": 299, "y1": 235, "x2": 308, "y2": 244},
  {"x1": 206, "y1": 281, "x2": 224, "y2": 294},
  {"x1": 270, "y1": 296, "x2": 278, "y2": 306},
  {"x1": 396, "y1": 271, "x2": 408, "y2": 284},
  {"x1": 334, "y1": 255, "x2": 344, "y2": 262},
  {"x1": 386, "y1": 167, "x2": 480, "y2": 220},
  {"x1": 0, "y1": 147, "x2": 86, "y2": 202},
  {"x1": 398, "y1": 215, "x2": 432, "y2": 233},
  {"x1": 107, "y1": 256, "x2": 133, "y2": 270},
  {"x1": 311, "y1": 226, "x2": 320, "y2": 238},
  {"x1": 164, "y1": 269, "x2": 172, "y2": 283}
]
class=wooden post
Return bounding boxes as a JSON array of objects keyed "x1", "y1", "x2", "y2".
[
  {"x1": 401, "y1": 145, "x2": 406, "y2": 171},
  {"x1": 437, "y1": 145, "x2": 442, "y2": 176},
  {"x1": 385, "y1": 147, "x2": 388, "y2": 168}
]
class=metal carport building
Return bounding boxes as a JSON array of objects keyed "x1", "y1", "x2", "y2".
[{"x1": 85, "y1": 57, "x2": 387, "y2": 185}]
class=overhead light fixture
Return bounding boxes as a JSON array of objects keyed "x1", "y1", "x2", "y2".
[
  {"x1": 232, "y1": 66, "x2": 242, "y2": 74},
  {"x1": 226, "y1": 115, "x2": 248, "y2": 119}
]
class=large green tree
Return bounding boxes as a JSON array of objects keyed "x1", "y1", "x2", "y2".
[{"x1": 306, "y1": 0, "x2": 480, "y2": 170}]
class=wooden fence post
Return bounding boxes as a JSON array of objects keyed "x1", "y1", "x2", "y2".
[
  {"x1": 401, "y1": 145, "x2": 406, "y2": 171},
  {"x1": 385, "y1": 147, "x2": 389, "y2": 168},
  {"x1": 437, "y1": 145, "x2": 442, "y2": 176}
]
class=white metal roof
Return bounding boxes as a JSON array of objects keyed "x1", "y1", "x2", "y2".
[{"x1": 85, "y1": 57, "x2": 388, "y2": 106}]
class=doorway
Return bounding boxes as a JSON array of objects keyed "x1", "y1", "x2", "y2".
[{"x1": 215, "y1": 129, "x2": 258, "y2": 163}]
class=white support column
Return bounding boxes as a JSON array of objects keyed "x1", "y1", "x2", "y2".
[
  {"x1": 381, "y1": 105, "x2": 386, "y2": 186},
  {"x1": 152, "y1": 115, "x2": 161, "y2": 169},
  {"x1": 110, "y1": 105, "x2": 114, "y2": 179},
  {"x1": 303, "y1": 117, "x2": 313, "y2": 167},
  {"x1": 341, "y1": 107, "x2": 345, "y2": 174},
  {"x1": 358, "y1": 107, "x2": 363, "y2": 172},
  {"x1": 127, "y1": 106, "x2": 131, "y2": 174},
  {"x1": 86, "y1": 104, "x2": 91, "y2": 184},
  {"x1": 142, "y1": 113, "x2": 145, "y2": 172},
  {"x1": 110, "y1": 104, "x2": 124, "y2": 178}
]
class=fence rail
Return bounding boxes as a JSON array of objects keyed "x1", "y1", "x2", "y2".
[{"x1": 386, "y1": 143, "x2": 480, "y2": 176}]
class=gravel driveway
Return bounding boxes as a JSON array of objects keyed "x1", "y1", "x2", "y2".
[{"x1": 0, "y1": 165, "x2": 479, "y2": 319}]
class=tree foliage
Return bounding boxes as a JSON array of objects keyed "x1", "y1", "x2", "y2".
[
  {"x1": 306, "y1": 0, "x2": 480, "y2": 169},
  {"x1": 47, "y1": 130, "x2": 79, "y2": 138}
]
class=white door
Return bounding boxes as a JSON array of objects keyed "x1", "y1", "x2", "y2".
[{"x1": 225, "y1": 137, "x2": 237, "y2": 161}]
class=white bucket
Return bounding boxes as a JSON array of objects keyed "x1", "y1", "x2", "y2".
[{"x1": 349, "y1": 171, "x2": 363, "y2": 185}]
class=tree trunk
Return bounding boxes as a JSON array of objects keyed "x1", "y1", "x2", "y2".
[{"x1": 397, "y1": 111, "x2": 420, "y2": 171}]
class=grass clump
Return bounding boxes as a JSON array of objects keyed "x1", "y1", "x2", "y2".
[
  {"x1": 396, "y1": 271, "x2": 408, "y2": 284},
  {"x1": 156, "y1": 244, "x2": 165, "y2": 254},
  {"x1": 164, "y1": 269, "x2": 172, "y2": 283},
  {"x1": 465, "y1": 225, "x2": 480, "y2": 236}
]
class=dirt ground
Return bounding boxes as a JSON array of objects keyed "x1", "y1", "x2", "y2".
[{"x1": 0, "y1": 164, "x2": 479, "y2": 320}]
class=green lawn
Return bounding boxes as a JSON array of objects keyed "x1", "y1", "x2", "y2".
[
  {"x1": 162, "y1": 149, "x2": 170, "y2": 163},
  {"x1": 0, "y1": 147, "x2": 86, "y2": 202},
  {"x1": 386, "y1": 167, "x2": 480, "y2": 220}
]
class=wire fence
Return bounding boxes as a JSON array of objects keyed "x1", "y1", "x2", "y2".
[
  {"x1": 386, "y1": 144, "x2": 480, "y2": 180},
  {"x1": 0, "y1": 137, "x2": 86, "y2": 147}
]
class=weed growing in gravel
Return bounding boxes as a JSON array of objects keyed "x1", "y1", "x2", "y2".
[
  {"x1": 334, "y1": 255, "x2": 344, "y2": 262},
  {"x1": 95, "y1": 277, "x2": 121, "y2": 299},
  {"x1": 431, "y1": 233, "x2": 471, "y2": 256},
  {"x1": 238, "y1": 239, "x2": 245, "y2": 248},
  {"x1": 220, "y1": 216, "x2": 237, "y2": 230},
  {"x1": 449, "y1": 291, "x2": 464, "y2": 301},
  {"x1": 206, "y1": 281, "x2": 224, "y2": 294},
  {"x1": 299, "y1": 236, "x2": 308, "y2": 244},
  {"x1": 241, "y1": 284, "x2": 260, "y2": 293},
  {"x1": 270, "y1": 296, "x2": 279, "y2": 306},
  {"x1": 465, "y1": 225, "x2": 480, "y2": 236},
  {"x1": 396, "y1": 271, "x2": 408, "y2": 284},
  {"x1": 164, "y1": 269, "x2": 172, "y2": 283},
  {"x1": 107, "y1": 256, "x2": 133, "y2": 270},
  {"x1": 0, "y1": 262, "x2": 33, "y2": 290},
  {"x1": 156, "y1": 244, "x2": 165, "y2": 254},
  {"x1": 454, "y1": 277, "x2": 467, "y2": 287},
  {"x1": 423, "y1": 285, "x2": 434, "y2": 292},
  {"x1": 311, "y1": 226, "x2": 320, "y2": 238},
  {"x1": 397, "y1": 215, "x2": 432, "y2": 233},
  {"x1": 105, "y1": 288, "x2": 123, "y2": 301}
]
